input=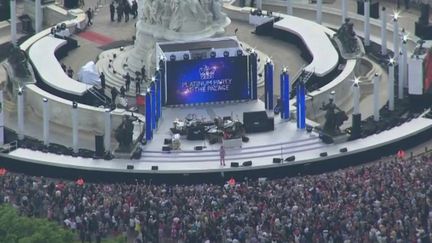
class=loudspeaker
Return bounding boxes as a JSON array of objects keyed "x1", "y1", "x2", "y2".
[
  {"x1": 151, "y1": 166, "x2": 158, "y2": 171},
  {"x1": 194, "y1": 146, "x2": 204, "y2": 151},
  {"x1": 340, "y1": 147, "x2": 348, "y2": 153},
  {"x1": 231, "y1": 162, "x2": 239, "y2": 167},
  {"x1": 285, "y1": 155, "x2": 296, "y2": 162},
  {"x1": 351, "y1": 114, "x2": 362, "y2": 140},
  {"x1": 95, "y1": 135, "x2": 104, "y2": 157},
  {"x1": 164, "y1": 138, "x2": 172, "y2": 145},
  {"x1": 243, "y1": 111, "x2": 274, "y2": 133},
  {"x1": 162, "y1": 146, "x2": 171, "y2": 152},
  {"x1": 357, "y1": 1, "x2": 379, "y2": 19},
  {"x1": 243, "y1": 161, "x2": 252, "y2": 166},
  {"x1": 127, "y1": 165, "x2": 134, "y2": 170},
  {"x1": 273, "y1": 158, "x2": 282, "y2": 163},
  {"x1": 242, "y1": 136, "x2": 250, "y2": 142},
  {"x1": 320, "y1": 152, "x2": 328, "y2": 157}
]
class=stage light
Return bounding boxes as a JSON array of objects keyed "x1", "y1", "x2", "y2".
[
  {"x1": 183, "y1": 53, "x2": 190, "y2": 60},
  {"x1": 43, "y1": 98, "x2": 48, "y2": 102},
  {"x1": 151, "y1": 76, "x2": 155, "y2": 82},
  {"x1": 392, "y1": 10, "x2": 400, "y2": 21},
  {"x1": 72, "y1": 101, "x2": 78, "y2": 108},
  {"x1": 223, "y1": 51, "x2": 230, "y2": 57},
  {"x1": 170, "y1": 54, "x2": 176, "y2": 61},
  {"x1": 282, "y1": 67, "x2": 288, "y2": 73},
  {"x1": 210, "y1": 51, "x2": 216, "y2": 58},
  {"x1": 353, "y1": 76, "x2": 360, "y2": 85},
  {"x1": 237, "y1": 49, "x2": 243, "y2": 56},
  {"x1": 389, "y1": 57, "x2": 395, "y2": 65},
  {"x1": 266, "y1": 58, "x2": 271, "y2": 64},
  {"x1": 18, "y1": 87, "x2": 23, "y2": 95}
]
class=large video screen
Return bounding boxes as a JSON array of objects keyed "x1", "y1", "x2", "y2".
[{"x1": 166, "y1": 56, "x2": 249, "y2": 105}]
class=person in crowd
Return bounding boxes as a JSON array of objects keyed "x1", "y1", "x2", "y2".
[
  {"x1": 124, "y1": 73, "x2": 131, "y2": 91},
  {"x1": 219, "y1": 145, "x2": 226, "y2": 166},
  {"x1": 131, "y1": 0, "x2": 138, "y2": 19},
  {"x1": 116, "y1": 4, "x2": 123, "y2": 22},
  {"x1": 135, "y1": 76, "x2": 141, "y2": 94},
  {"x1": 110, "y1": 2, "x2": 115, "y2": 22},
  {"x1": 141, "y1": 65, "x2": 146, "y2": 81},
  {"x1": 124, "y1": 1, "x2": 130, "y2": 23},
  {"x1": 4, "y1": 150, "x2": 432, "y2": 242},
  {"x1": 100, "y1": 72, "x2": 106, "y2": 90},
  {"x1": 120, "y1": 85, "x2": 126, "y2": 97},
  {"x1": 110, "y1": 86, "x2": 118, "y2": 104},
  {"x1": 67, "y1": 66, "x2": 74, "y2": 78},
  {"x1": 86, "y1": 8, "x2": 93, "y2": 26}
]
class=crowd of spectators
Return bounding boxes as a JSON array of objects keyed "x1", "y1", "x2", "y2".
[{"x1": 1, "y1": 152, "x2": 432, "y2": 242}]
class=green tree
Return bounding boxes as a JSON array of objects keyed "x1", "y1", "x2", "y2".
[{"x1": 0, "y1": 204, "x2": 74, "y2": 243}]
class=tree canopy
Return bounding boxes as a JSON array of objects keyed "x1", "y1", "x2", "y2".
[{"x1": 0, "y1": 204, "x2": 74, "y2": 243}]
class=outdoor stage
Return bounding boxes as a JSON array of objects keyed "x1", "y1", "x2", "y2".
[{"x1": 2, "y1": 98, "x2": 432, "y2": 183}]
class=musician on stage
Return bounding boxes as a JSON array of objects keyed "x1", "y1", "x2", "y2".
[{"x1": 219, "y1": 145, "x2": 226, "y2": 166}]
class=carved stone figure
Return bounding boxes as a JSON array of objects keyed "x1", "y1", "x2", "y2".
[
  {"x1": 320, "y1": 97, "x2": 347, "y2": 135},
  {"x1": 212, "y1": 0, "x2": 224, "y2": 21},
  {"x1": 115, "y1": 115, "x2": 134, "y2": 150},
  {"x1": 334, "y1": 18, "x2": 359, "y2": 54}
]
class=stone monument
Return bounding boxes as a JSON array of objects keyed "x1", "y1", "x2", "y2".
[{"x1": 125, "y1": 0, "x2": 230, "y2": 76}]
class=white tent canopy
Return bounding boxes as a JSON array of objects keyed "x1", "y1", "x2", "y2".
[{"x1": 78, "y1": 61, "x2": 100, "y2": 86}]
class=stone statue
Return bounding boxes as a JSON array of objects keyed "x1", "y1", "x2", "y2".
[
  {"x1": 161, "y1": 0, "x2": 172, "y2": 28},
  {"x1": 115, "y1": 115, "x2": 134, "y2": 151},
  {"x1": 212, "y1": 0, "x2": 225, "y2": 21},
  {"x1": 320, "y1": 96, "x2": 347, "y2": 135},
  {"x1": 334, "y1": 18, "x2": 359, "y2": 54}
]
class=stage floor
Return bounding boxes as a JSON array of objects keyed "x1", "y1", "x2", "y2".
[{"x1": 144, "y1": 100, "x2": 318, "y2": 153}]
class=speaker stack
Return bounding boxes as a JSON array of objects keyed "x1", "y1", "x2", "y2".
[{"x1": 95, "y1": 135, "x2": 105, "y2": 157}]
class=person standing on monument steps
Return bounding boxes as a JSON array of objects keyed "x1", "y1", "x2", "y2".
[
  {"x1": 125, "y1": 73, "x2": 131, "y2": 91},
  {"x1": 110, "y1": 2, "x2": 115, "y2": 22},
  {"x1": 219, "y1": 145, "x2": 226, "y2": 166},
  {"x1": 86, "y1": 8, "x2": 93, "y2": 26}
]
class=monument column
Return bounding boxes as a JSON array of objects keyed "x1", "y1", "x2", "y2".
[
  {"x1": 43, "y1": 98, "x2": 49, "y2": 146},
  {"x1": 392, "y1": 14, "x2": 399, "y2": 57},
  {"x1": 256, "y1": 0, "x2": 262, "y2": 9},
  {"x1": 372, "y1": 73, "x2": 380, "y2": 121},
  {"x1": 341, "y1": 0, "x2": 347, "y2": 23},
  {"x1": 316, "y1": 0, "x2": 323, "y2": 24},
  {"x1": 388, "y1": 59, "x2": 395, "y2": 111},
  {"x1": 71, "y1": 102, "x2": 78, "y2": 153},
  {"x1": 364, "y1": 0, "x2": 371, "y2": 47},
  {"x1": 398, "y1": 50, "x2": 404, "y2": 99},
  {"x1": 286, "y1": 0, "x2": 293, "y2": 15},
  {"x1": 10, "y1": 0, "x2": 17, "y2": 46},
  {"x1": 17, "y1": 89, "x2": 24, "y2": 140},
  {"x1": 35, "y1": 0, "x2": 43, "y2": 33},
  {"x1": 381, "y1": 7, "x2": 387, "y2": 55}
]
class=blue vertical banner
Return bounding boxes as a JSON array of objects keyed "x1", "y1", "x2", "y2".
[
  {"x1": 280, "y1": 69, "x2": 290, "y2": 120},
  {"x1": 145, "y1": 90, "x2": 152, "y2": 141},
  {"x1": 248, "y1": 52, "x2": 258, "y2": 100},
  {"x1": 154, "y1": 70, "x2": 162, "y2": 121},
  {"x1": 150, "y1": 82, "x2": 156, "y2": 130},
  {"x1": 159, "y1": 59, "x2": 166, "y2": 106},
  {"x1": 264, "y1": 60, "x2": 274, "y2": 110},
  {"x1": 296, "y1": 79, "x2": 306, "y2": 129}
]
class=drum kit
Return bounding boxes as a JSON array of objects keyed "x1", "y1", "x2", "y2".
[{"x1": 170, "y1": 113, "x2": 246, "y2": 146}]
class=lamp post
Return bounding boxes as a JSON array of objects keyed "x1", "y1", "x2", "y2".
[
  {"x1": 17, "y1": 88, "x2": 24, "y2": 140},
  {"x1": 372, "y1": 73, "x2": 380, "y2": 121},
  {"x1": 71, "y1": 101, "x2": 78, "y2": 154},
  {"x1": 104, "y1": 108, "x2": 111, "y2": 154},
  {"x1": 388, "y1": 59, "x2": 395, "y2": 111},
  {"x1": 43, "y1": 98, "x2": 49, "y2": 146}
]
